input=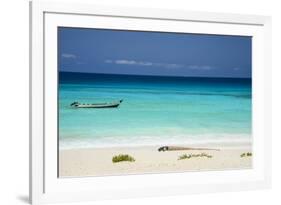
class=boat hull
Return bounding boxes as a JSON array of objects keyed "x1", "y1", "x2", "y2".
[
  {"x1": 71, "y1": 100, "x2": 123, "y2": 108},
  {"x1": 75, "y1": 103, "x2": 120, "y2": 108}
]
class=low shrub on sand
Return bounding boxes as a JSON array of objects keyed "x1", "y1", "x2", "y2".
[
  {"x1": 178, "y1": 153, "x2": 212, "y2": 160},
  {"x1": 240, "y1": 152, "x2": 252, "y2": 158},
  {"x1": 112, "y1": 154, "x2": 135, "y2": 163}
]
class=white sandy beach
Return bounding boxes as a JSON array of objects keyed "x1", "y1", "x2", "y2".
[{"x1": 59, "y1": 144, "x2": 252, "y2": 177}]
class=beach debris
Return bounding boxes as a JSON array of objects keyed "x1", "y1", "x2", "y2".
[
  {"x1": 158, "y1": 146, "x2": 220, "y2": 152},
  {"x1": 240, "y1": 152, "x2": 252, "y2": 158},
  {"x1": 112, "y1": 154, "x2": 135, "y2": 163},
  {"x1": 178, "y1": 153, "x2": 213, "y2": 160}
]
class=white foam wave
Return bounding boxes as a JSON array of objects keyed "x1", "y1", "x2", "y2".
[{"x1": 59, "y1": 133, "x2": 252, "y2": 150}]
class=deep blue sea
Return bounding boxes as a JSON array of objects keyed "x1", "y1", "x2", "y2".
[{"x1": 59, "y1": 72, "x2": 252, "y2": 149}]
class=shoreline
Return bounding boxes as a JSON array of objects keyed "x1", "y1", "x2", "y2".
[
  {"x1": 59, "y1": 144, "x2": 252, "y2": 177},
  {"x1": 59, "y1": 138, "x2": 252, "y2": 150}
]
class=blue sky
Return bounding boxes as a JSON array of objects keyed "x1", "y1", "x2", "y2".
[{"x1": 58, "y1": 27, "x2": 252, "y2": 78}]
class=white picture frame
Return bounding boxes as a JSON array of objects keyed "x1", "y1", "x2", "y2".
[{"x1": 30, "y1": 1, "x2": 272, "y2": 204}]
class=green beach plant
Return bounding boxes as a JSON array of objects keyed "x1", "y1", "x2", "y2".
[
  {"x1": 112, "y1": 154, "x2": 135, "y2": 163},
  {"x1": 247, "y1": 152, "x2": 252, "y2": 156},
  {"x1": 178, "y1": 154, "x2": 191, "y2": 160},
  {"x1": 178, "y1": 153, "x2": 212, "y2": 160},
  {"x1": 240, "y1": 152, "x2": 252, "y2": 158}
]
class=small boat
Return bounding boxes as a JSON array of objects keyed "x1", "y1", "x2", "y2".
[{"x1": 70, "y1": 100, "x2": 123, "y2": 108}]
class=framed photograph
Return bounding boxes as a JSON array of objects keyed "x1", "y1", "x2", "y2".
[{"x1": 30, "y1": 1, "x2": 271, "y2": 204}]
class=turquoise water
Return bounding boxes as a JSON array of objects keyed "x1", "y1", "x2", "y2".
[{"x1": 59, "y1": 72, "x2": 252, "y2": 149}]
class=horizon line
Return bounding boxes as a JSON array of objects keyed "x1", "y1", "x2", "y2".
[{"x1": 59, "y1": 70, "x2": 252, "y2": 79}]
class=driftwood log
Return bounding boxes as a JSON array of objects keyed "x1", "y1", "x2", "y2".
[{"x1": 158, "y1": 146, "x2": 220, "y2": 152}]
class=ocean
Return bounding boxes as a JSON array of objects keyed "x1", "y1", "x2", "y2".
[{"x1": 59, "y1": 72, "x2": 252, "y2": 149}]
